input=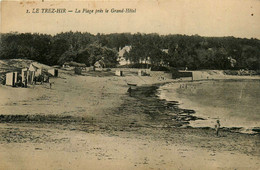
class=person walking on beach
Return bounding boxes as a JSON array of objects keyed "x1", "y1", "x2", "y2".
[{"x1": 215, "y1": 120, "x2": 221, "y2": 136}]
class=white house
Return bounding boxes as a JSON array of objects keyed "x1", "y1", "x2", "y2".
[{"x1": 118, "y1": 45, "x2": 132, "y2": 65}]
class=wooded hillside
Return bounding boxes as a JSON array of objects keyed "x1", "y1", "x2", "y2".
[{"x1": 1, "y1": 32, "x2": 259, "y2": 70}]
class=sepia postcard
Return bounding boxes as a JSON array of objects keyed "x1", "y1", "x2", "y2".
[{"x1": 0, "y1": 0, "x2": 260, "y2": 169}]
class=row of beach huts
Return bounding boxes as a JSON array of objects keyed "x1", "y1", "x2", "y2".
[
  {"x1": 4, "y1": 61, "x2": 196, "y2": 88},
  {"x1": 5, "y1": 63, "x2": 58, "y2": 87}
]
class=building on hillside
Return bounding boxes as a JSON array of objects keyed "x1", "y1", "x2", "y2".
[
  {"x1": 118, "y1": 45, "x2": 132, "y2": 65},
  {"x1": 227, "y1": 56, "x2": 237, "y2": 68},
  {"x1": 94, "y1": 59, "x2": 105, "y2": 68},
  {"x1": 119, "y1": 45, "x2": 132, "y2": 55},
  {"x1": 117, "y1": 46, "x2": 170, "y2": 66},
  {"x1": 139, "y1": 56, "x2": 151, "y2": 65},
  {"x1": 138, "y1": 49, "x2": 169, "y2": 66},
  {"x1": 159, "y1": 49, "x2": 170, "y2": 67},
  {"x1": 161, "y1": 49, "x2": 169, "y2": 54}
]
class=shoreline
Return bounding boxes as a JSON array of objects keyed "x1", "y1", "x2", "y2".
[
  {"x1": 156, "y1": 79, "x2": 260, "y2": 134},
  {"x1": 1, "y1": 78, "x2": 259, "y2": 135},
  {"x1": 114, "y1": 83, "x2": 260, "y2": 157}
]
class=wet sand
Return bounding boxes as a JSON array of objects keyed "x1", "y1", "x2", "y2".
[
  {"x1": 158, "y1": 80, "x2": 260, "y2": 133},
  {"x1": 0, "y1": 69, "x2": 260, "y2": 169}
]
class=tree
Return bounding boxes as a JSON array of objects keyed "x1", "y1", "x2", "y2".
[
  {"x1": 49, "y1": 38, "x2": 70, "y2": 65},
  {"x1": 76, "y1": 48, "x2": 91, "y2": 66},
  {"x1": 1, "y1": 32, "x2": 260, "y2": 70},
  {"x1": 84, "y1": 43, "x2": 118, "y2": 67},
  {"x1": 58, "y1": 50, "x2": 77, "y2": 65}
]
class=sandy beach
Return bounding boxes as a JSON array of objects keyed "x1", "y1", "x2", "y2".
[
  {"x1": 1, "y1": 0, "x2": 260, "y2": 168},
  {"x1": 0, "y1": 67, "x2": 260, "y2": 169}
]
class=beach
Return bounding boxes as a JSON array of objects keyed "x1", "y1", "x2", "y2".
[
  {"x1": 158, "y1": 79, "x2": 260, "y2": 133},
  {"x1": 0, "y1": 68, "x2": 260, "y2": 169}
]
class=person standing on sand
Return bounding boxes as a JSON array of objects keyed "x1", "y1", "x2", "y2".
[{"x1": 215, "y1": 120, "x2": 220, "y2": 136}]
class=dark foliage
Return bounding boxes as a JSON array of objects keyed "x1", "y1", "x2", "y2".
[{"x1": 0, "y1": 32, "x2": 259, "y2": 70}]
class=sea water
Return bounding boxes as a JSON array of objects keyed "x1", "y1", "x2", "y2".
[{"x1": 158, "y1": 80, "x2": 260, "y2": 133}]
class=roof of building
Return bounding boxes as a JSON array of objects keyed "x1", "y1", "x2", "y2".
[
  {"x1": 161, "y1": 49, "x2": 169, "y2": 54},
  {"x1": 118, "y1": 45, "x2": 132, "y2": 57},
  {"x1": 29, "y1": 64, "x2": 40, "y2": 71},
  {"x1": 63, "y1": 61, "x2": 86, "y2": 67}
]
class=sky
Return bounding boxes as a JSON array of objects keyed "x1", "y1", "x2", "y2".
[{"x1": 1, "y1": 0, "x2": 260, "y2": 39}]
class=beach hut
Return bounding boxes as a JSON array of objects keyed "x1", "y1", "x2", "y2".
[
  {"x1": 35, "y1": 68, "x2": 42, "y2": 77},
  {"x1": 5, "y1": 72, "x2": 18, "y2": 87},
  {"x1": 28, "y1": 71, "x2": 35, "y2": 84},
  {"x1": 6, "y1": 72, "x2": 14, "y2": 86},
  {"x1": 115, "y1": 70, "x2": 123, "y2": 76},
  {"x1": 14, "y1": 72, "x2": 18, "y2": 84},
  {"x1": 27, "y1": 64, "x2": 44, "y2": 84},
  {"x1": 48, "y1": 68, "x2": 58, "y2": 77},
  {"x1": 28, "y1": 64, "x2": 36, "y2": 84},
  {"x1": 138, "y1": 70, "x2": 146, "y2": 76},
  {"x1": 21, "y1": 68, "x2": 29, "y2": 87},
  {"x1": 29, "y1": 64, "x2": 42, "y2": 77}
]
